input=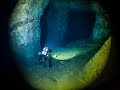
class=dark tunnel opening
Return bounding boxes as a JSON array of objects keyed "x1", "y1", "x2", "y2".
[
  {"x1": 65, "y1": 10, "x2": 96, "y2": 45},
  {"x1": 40, "y1": 1, "x2": 96, "y2": 48}
]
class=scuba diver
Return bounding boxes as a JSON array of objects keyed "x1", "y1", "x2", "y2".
[{"x1": 37, "y1": 46, "x2": 52, "y2": 69}]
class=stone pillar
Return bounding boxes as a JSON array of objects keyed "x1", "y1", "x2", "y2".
[{"x1": 45, "y1": 2, "x2": 69, "y2": 48}]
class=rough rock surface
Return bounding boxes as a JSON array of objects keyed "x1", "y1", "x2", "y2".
[
  {"x1": 91, "y1": 3, "x2": 110, "y2": 42},
  {"x1": 10, "y1": 0, "x2": 49, "y2": 61}
]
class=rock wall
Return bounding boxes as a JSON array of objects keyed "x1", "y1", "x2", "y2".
[
  {"x1": 91, "y1": 3, "x2": 110, "y2": 42},
  {"x1": 10, "y1": 0, "x2": 49, "y2": 61}
]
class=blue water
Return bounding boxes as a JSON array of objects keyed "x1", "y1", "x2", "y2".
[
  {"x1": 40, "y1": 1, "x2": 96, "y2": 49},
  {"x1": 65, "y1": 10, "x2": 96, "y2": 45}
]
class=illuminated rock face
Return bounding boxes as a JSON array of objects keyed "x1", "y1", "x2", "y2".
[
  {"x1": 9, "y1": 0, "x2": 111, "y2": 90},
  {"x1": 10, "y1": 0, "x2": 49, "y2": 61},
  {"x1": 91, "y1": 3, "x2": 110, "y2": 42}
]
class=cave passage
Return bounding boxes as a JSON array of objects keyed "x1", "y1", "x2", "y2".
[
  {"x1": 65, "y1": 10, "x2": 96, "y2": 45},
  {"x1": 40, "y1": 1, "x2": 96, "y2": 49}
]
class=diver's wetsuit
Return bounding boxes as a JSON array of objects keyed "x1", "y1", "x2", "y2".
[{"x1": 37, "y1": 46, "x2": 52, "y2": 68}]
